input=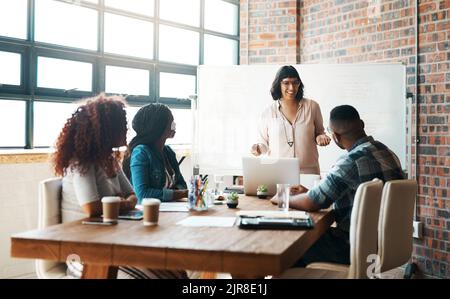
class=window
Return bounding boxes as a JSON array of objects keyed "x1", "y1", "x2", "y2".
[
  {"x1": 105, "y1": 0, "x2": 154, "y2": 16},
  {"x1": 204, "y1": 35, "x2": 238, "y2": 65},
  {"x1": 104, "y1": 13, "x2": 154, "y2": 59},
  {"x1": 0, "y1": 0, "x2": 239, "y2": 148},
  {"x1": 35, "y1": 0, "x2": 97, "y2": 50},
  {"x1": 205, "y1": 0, "x2": 239, "y2": 35},
  {"x1": 105, "y1": 66, "x2": 150, "y2": 96},
  {"x1": 160, "y1": 0, "x2": 200, "y2": 27},
  {"x1": 0, "y1": 0, "x2": 27, "y2": 40},
  {"x1": 159, "y1": 25, "x2": 199, "y2": 65},
  {"x1": 125, "y1": 106, "x2": 140, "y2": 143},
  {"x1": 34, "y1": 102, "x2": 77, "y2": 147},
  {"x1": 160, "y1": 73, "x2": 196, "y2": 99},
  {"x1": 37, "y1": 57, "x2": 93, "y2": 91},
  {"x1": 0, "y1": 51, "x2": 21, "y2": 86},
  {"x1": 0, "y1": 100, "x2": 26, "y2": 147},
  {"x1": 167, "y1": 109, "x2": 193, "y2": 146}
]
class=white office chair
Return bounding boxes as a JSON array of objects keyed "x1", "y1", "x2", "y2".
[
  {"x1": 377, "y1": 179, "x2": 417, "y2": 277},
  {"x1": 279, "y1": 178, "x2": 384, "y2": 279},
  {"x1": 35, "y1": 177, "x2": 67, "y2": 279}
]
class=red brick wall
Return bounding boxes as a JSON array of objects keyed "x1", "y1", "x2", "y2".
[
  {"x1": 240, "y1": 0, "x2": 449, "y2": 278},
  {"x1": 240, "y1": 0, "x2": 301, "y2": 64}
]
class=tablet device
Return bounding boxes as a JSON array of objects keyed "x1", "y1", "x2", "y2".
[
  {"x1": 118, "y1": 210, "x2": 143, "y2": 220},
  {"x1": 82, "y1": 218, "x2": 117, "y2": 225}
]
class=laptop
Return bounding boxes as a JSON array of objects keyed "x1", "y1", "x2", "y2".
[{"x1": 242, "y1": 156, "x2": 300, "y2": 196}]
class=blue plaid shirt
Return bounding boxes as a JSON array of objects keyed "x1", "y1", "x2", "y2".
[{"x1": 307, "y1": 136, "x2": 405, "y2": 235}]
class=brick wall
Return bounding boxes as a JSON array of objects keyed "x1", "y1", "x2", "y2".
[
  {"x1": 240, "y1": 0, "x2": 449, "y2": 278},
  {"x1": 240, "y1": 0, "x2": 301, "y2": 64}
]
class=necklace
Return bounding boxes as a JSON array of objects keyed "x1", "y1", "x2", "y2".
[
  {"x1": 279, "y1": 100, "x2": 296, "y2": 147},
  {"x1": 282, "y1": 120, "x2": 294, "y2": 147}
]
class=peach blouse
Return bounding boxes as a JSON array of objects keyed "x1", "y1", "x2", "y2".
[{"x1": 256, "y1": 98, "x2": 325, "y2": 174}]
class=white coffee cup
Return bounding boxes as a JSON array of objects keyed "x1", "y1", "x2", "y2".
[
  {"x1": 142, "y1": 198, "x2": 161, "y2": 226},
  {"x1": 101, "y1": 196, "x2": 121, "y2": 223}
]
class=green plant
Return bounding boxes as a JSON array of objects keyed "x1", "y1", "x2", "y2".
[
  {"x1": 257, "y1": 185, "x2": 268, "y2": 193},
  {"x1": 227, "y1": 192, "x2": 239, "y2": 202}
]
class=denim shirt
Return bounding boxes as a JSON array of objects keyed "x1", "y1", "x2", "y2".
[{"x1": 130, "y1": 144, "x2": 187, "y2": 203}]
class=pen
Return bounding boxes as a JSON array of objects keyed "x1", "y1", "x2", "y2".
[{"x1": 178, "y1": 156, "x2": 186, "y2": 166}]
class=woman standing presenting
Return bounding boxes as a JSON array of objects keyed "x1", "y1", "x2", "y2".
[{"x1": 251, "y1": 65, "x2": 330, "y2": 174}]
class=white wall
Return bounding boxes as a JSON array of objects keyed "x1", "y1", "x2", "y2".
[{"x1": 0, "y1": 162, "x2": 53, "y2": 278}]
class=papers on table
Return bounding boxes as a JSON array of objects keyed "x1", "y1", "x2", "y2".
[
  {"x1": 236, "y1": 210, "x2": 310, "y2": 219},
  {"x1": 159, "y1": 202, "x2": 189, "y2": 212},
  {"x1": 176, "y1": 216, "x2": 237, "y2": 227}
]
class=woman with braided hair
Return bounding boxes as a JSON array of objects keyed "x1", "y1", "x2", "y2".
[{"x1": 123, "y1": 103, "x2": 188, "y2": 203}]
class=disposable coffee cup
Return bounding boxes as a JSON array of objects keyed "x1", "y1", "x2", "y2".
[
  {"x1": 101, "y1": 196, "x2": 120, "y2": 223},
  {"x1": 142, "y1": 198, "x2": 161, "y2": 226}
]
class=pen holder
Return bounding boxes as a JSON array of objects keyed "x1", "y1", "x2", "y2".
[{"x1": 188, "y1": 175, "x2": 208, "y2": 211}]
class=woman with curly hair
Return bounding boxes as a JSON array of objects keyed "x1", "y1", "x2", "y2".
[
  {"x1": 55, "y1": 94, "x2": 137, "y2": 222},
  {"x1": 54, "y1": 94, "x2": 188, "y2": 279}
]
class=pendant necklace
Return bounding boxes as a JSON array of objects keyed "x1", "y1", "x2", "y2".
[
  {"x1": 283, "y1": 120, "x2": 294, "y2": 147},
  {"x1": 279, "y1": 100, "x2": 297, "y2": 148}
]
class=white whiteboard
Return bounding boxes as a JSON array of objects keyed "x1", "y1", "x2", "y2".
[{"x1": 194, "y1": 64, "x2": 406, "y2": 175}]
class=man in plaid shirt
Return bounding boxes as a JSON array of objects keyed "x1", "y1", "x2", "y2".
[{"x1": 272, "y1": 105, "x2": 405, "y2": 266}]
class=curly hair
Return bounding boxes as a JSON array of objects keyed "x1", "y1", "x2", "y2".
[{"x1": 53, "y1": 94, "x2": 128, "y2": 178}]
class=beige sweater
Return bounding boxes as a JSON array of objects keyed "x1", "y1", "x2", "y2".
[{"x1": 256, "y1": 98, "x2": 325, "y2": 175}]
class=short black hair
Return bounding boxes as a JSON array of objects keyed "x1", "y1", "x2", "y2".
[
  {"x1": 330, "y1": 105, "x2": 360, "y2": 122},
  {"x1": 270, "y1": 65, "x2": 304, "y2": 101}
]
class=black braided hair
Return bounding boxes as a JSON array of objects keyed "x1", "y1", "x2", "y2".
[{"x1": 123, "y1": 103, "x2": 173, "y2": 179}]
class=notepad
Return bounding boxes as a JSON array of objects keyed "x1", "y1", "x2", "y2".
[
  {"x1": 176, "y1": 216, "x2": 236, "y2": 227},
  {"x1": 236, "y1": 210, "x2": 309, "y2": 219}
]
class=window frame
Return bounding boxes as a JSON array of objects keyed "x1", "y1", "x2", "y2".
[{"x1": 0, "y1": 0, "x2": 239, "y2": 149}]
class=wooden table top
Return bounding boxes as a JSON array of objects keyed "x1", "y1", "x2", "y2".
[{"x1": 11, "y1": 196, "x2": 334, "y2": 277}]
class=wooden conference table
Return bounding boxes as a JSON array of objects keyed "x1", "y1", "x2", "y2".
[{"x1": 11, "y1": 196, "x2": 334, "y2": 279}]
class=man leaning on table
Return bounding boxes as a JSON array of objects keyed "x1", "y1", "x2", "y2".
[{"x1": 271, "y1": 105, "x2": 405, "y2": 267}]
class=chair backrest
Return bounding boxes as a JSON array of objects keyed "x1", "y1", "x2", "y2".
[
  {"x1": 348, "y1": 178, "x2": 383, "y2": 279},
  {"x1": 36, "y1": 177, "x2": 64, "y2": 278},
  {"x1": 377, "y1": 179, "x2": 417, "y2": 273}
]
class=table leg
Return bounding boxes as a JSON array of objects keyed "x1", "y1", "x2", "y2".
[{"x1": 81, "y1": 264, "x2": 118, "y2": 279}]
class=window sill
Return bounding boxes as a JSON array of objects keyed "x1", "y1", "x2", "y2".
[
  {"x1": 0, "y1": 148, "x2": 54, "y2": 164},
  {"x1": 0, "y1": 145, "x2": 191, "y2": 164}
]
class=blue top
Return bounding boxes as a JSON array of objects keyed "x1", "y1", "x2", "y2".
[
  {"x1": 130, "y1": 144, "x2": 187, "y2": 203},
  {"x1": 307, "y1": 136, "x2": 405, "y2": 235}
]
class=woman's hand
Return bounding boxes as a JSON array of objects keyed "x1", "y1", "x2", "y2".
[
  {"x1": 251, "y1": 144, "x2": 262, "y2": 156},
  {"x1": 120, "y1": 194, "x2": 137, "y2": 212},
  {"x1": 316, "y1": 134, "x2": 331, "y2": 146},
  {"x1": 173, "y1": 189, "x2": 189, "y2": 200}
]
